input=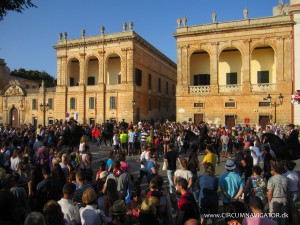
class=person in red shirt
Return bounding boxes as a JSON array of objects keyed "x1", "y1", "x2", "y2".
[
  {"x1": 176, "y1": 178, "x2": 200, "y2": 225},
  {"x1": 91, "y1": 126, "x2": 97, "y2": 143},
  {"x1": 94, "y1": 127, "x2": 101, "y2": 147}
]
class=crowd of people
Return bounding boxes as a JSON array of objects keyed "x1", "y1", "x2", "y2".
[{"x1": 0, "y1": 119, "x2": 299, "y2": 225}]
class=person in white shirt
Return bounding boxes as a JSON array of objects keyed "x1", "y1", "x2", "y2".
[
  {"x1": 250, "y1": 141, "x2": 262, "y2": 166},
  {"x1": 59, "y1": 154, "x2": 69, "y2": 177},
  {"x1": 58, "y1": 183, "x2": 81, "y2": 225},
  {"x1": 10, "y1": 148, "x2": 21, "y2": 172},
  {"x1": 137, "y1": 146, "x2": 149, "y2": 184},
  {"x1": 284, "y1": 161, "x2": 300, "y2": 225},
  {"x1": 174, "y1": 158, "x2": 193, "y2": 190}
]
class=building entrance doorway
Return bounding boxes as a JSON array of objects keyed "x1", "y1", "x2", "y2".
[
  {"x1": 10, "y1": 107, "x2": 18, "y2": 128},
  {"x1": 225, "y1": 115, "x2": 235, "y2": 128},
  {"x1": 259, "y1": 115, "x2": 270, "y2": 130},
  {"x1": 32, "y1": 117, "x2": 37, "y2": 127},
  {"x1": 194, "y1": 114, "x2": 204, "y2": 124},
  {"x1": 89, "y1": 118, "x2": 95, "y2": 125}
]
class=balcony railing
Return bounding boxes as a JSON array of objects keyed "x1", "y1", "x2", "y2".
[
  {"x1": 219, "y1": 85, "x2": 242, "y2": 93},
  {"x1": 251, "y1": 83, "x2": 276, "y2": 92},
  {"x1": 189, "y1": 85, "x2": 211, "y2": 93}
]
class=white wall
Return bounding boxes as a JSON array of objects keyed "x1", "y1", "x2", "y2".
[{"x1": 294, "y1": 13, "x2": 300, "y2": 124}]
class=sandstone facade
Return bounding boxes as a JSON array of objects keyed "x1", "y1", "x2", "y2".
[
  {"x1": 0, "y1": 29, "x2": 176, "y2": 127},
  {"x1": 174, "y1": 12, "x2": 294, "y2": 128}
]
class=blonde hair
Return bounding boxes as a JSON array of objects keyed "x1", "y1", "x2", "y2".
[{"x1": 80, "y1": 135, "x2": 87, "y2": 143}]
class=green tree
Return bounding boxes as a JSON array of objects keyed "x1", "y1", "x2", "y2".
[
  {"x1": 0, "y1": 0, "x2": 36, "y2": 21},
  {"x1": 10, "y1": 68, "x2": 56, "y2": 87}
]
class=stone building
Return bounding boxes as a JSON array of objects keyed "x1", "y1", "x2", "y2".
[
  {"x1": 0, "y1": 25, "x2": 177, "y2": 127},
  {"x1": 174, "y1": 1, "x2": 300, "y2": 128}
]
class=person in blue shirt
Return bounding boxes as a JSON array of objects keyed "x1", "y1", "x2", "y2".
[
  {"x1": 219, "y1": 160, "x2": 244, "y2": 209},
  {"x1": 198, "y1": 162, "x2": 218, "y2": 225},
  {"x1": 146, "y1": 154, "x2": 157, "y2": 183}
]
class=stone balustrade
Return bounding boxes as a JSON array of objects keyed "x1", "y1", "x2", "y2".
[
  {"x1": 189, "y1": 85, "x2": 211, "y2": 93},
  {"x1": 251, "y1": 83, "x2": 277, "y2": 92},
  {"x1": 219, "y1": 84, "x2": 242, "y2": 93}
]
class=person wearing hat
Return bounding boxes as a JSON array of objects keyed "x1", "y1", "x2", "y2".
[
  {"x1": 219, "y1": 159, "x2": 244, "y2": 209},
  {"x1": 138, "y1": 198, "x2": 161, "y2": 225},
  {"x1": 106, "y1": 200, "x2": 129, "y2": 225}
]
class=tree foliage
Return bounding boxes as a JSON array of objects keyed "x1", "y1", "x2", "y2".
[
  {"x1": 0, "y1": 0, "x2": 37, "y2": 21},
  {"x1": 10, "y1": 68, "x2": 56, "y2": 87}
]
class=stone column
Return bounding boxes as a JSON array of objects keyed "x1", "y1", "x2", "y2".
[
  {"x1": 242, "y1": 39, "x2": 251, "y2": 94},
  {"x1": 98, "y1": 50, "x2": 105, "y2": 84},
  {"x1": 56, "y1": 56, "x2": 62, "y2": 86},
  {"x1": 177, "y1": 45, "x2": 183, "y2": 85},
  {"x1": 58, "y1": 55, "x2": 67, "y2": 86},
  {"x1": 126, "y1": 47, "x2": 134, "y2": 83},
  {"x1": 79, "y1": 53, "x2": 86, "y2": 85},
  {"x1": 276, "y1": 37, "x2": 284, "y2": 82},
  {"x1": 76, "y1": 84, "x2": 86, "y2": 124},
  {"x1": 121, "y1": 48, "x2": 128, "y2": 83},
  {"x1": 210, "y1": 42, "x2": 219, "y2": 94},
  {"x1": 182, "y1": 44, "x2": 189, "y2": 86},
  {"x1": 283, "y1": 36, "x2": 292, "y2": 82}
]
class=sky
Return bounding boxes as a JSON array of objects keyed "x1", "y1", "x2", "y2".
[{"x1": 0, "y1": 0, "x2": 282, "y2": 78}]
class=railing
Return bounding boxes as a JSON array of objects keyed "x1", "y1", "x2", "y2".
[
  {"x1": 189, "y1": 85, "x2": 211, "y2": 93},
  {"x1": 219, "y1": 85, "x2": 242, "y2": 93},
  {"x1": 251, "y1": 83, "x2": 276, "y2": 92}
]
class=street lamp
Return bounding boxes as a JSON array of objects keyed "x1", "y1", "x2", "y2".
[
  {"x1": 264, "y1": 93, "x2": 284, "y2": 124},
  {"x1": 40, "y1": 103, "x2": 50, "y2": 127}
]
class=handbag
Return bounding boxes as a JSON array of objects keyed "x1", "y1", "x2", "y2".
[{"x1": 162, "y1": 161, "x2": 167, "y2": 171}]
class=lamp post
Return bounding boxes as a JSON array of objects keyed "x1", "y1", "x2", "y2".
[
  {"x1": 40, "y1": 103, "x2": 49, "y2": 127},
  {"x1": 264, "y1": 93, "x2": 284, "y2": 124}
]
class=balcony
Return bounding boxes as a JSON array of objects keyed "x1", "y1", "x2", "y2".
[
  {"x1": 251, "y1": 83, "x2": 276, "y2": 92},
  {"x1": 189, "y1": 85, "x2": 211, "y2": 93},
  {"x1": 219, "y1": 85, "x2": 242, "y2": 93}
]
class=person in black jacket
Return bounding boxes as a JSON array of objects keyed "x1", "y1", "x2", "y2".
[
  {"x1": 198, "y1": 121, "x2": 208, "y2": 152},
  {"x1": 36, "y1": 166, "x2": 62, "y2": 212}
]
